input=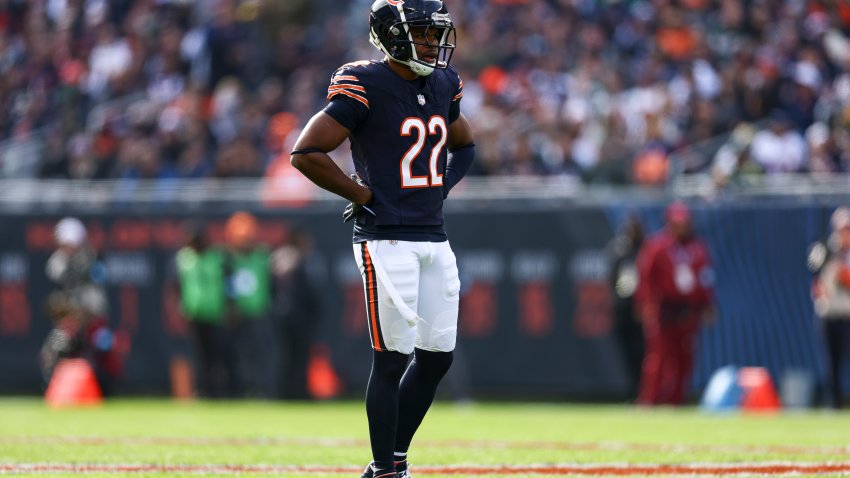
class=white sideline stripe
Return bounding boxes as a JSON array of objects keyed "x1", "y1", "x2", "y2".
[
  {"x1": 1, "y1": 436, "x2": 848, "y2": 456},
  {"x1": 3, "y1": 462, "x2": 850, "y2": 476}
]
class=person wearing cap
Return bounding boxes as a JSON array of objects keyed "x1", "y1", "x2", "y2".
[
  {"x1": 634, "y1": 202, "x2": 716, "y2": 406},
  {"x1": 46, "y1": 217, "x2": 109, "y2": 319},
  {"x1": 47, "y1": 218, "x2": 102, "y2": 299},
  {"x1": 810, "y1": 206, "x2": 850, "y2": 409},
  {"x1": 44, "y1": 217, "x2": 121, "y2": 394}
]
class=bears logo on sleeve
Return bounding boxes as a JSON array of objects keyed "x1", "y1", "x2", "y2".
[{"x1": 327, "y1": 65, "x2": 370, "y2": 108}]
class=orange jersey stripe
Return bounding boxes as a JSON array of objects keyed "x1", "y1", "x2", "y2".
[
  {"x1": 327, "y1": 90, "x2": 369, "y2": 107},
  {"x1": 333, "y1": 75, "x2": 360, "y2": 82},
  {"x1": 363, "y1": 245, "x2": 383, "y2": 351},
  {"x1": 453, "y1": 92, "x2": 463, "y2": 101},
  {"x1": 328, "y1": 84, "x2": 367, "y2": 93}
]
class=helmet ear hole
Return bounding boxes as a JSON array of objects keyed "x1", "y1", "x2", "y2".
[{"x1": 389, "y1": 39, "x2": 411, "y2": 62}]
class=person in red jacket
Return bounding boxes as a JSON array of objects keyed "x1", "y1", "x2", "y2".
[{"x1": 635, "y1": 202, "x2": 716, "y2": 406}]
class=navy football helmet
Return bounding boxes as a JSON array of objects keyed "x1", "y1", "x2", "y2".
[{"x1": 369, "y1": 0, "x2": 456, "y2": 77}]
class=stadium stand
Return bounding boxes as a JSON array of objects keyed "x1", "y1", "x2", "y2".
[{"x1": 2, "y1": 0, "x2": 850, "y2": 188}]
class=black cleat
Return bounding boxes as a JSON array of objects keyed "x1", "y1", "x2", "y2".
[
  {"x1": 395, "y1": 460, "x2": 411, "y2": 478},
  {"x1": 360, "y1": 462, "x2": 397, "y2": 478}
]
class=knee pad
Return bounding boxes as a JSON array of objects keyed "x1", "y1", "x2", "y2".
[{"x1": 426, "y1": 309, "x2": 457, "y2": 352}]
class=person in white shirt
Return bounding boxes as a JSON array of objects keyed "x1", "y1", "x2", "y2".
[{"x1": 749, "y1": 111, "x2": 807, "y2": 174}]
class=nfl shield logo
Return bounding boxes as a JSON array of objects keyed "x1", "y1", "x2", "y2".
[{"x1": 417, "y1": 94, "x2": 426, "y2": 106}]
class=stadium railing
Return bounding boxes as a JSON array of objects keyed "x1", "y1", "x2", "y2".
[{"x1": 0, "y1": 174, "x2": 848, "y2": 213}]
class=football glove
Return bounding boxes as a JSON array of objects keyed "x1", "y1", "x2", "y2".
[{"x1": 343, "y1": 174, "x2": 376, "y2": 223}]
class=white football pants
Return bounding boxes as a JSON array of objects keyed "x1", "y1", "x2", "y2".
[{"x1": 352, "y1": 240, "x2": 460, "y2": 355}]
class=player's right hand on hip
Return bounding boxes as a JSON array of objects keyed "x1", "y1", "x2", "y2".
[{"x1": 343, "y1": 174, "x2": 376, "y2": 222}]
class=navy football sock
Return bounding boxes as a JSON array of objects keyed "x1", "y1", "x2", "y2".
[
  {"x1": 395, "y1": 349, "x2": 453, "y2": 453},
  {"x1": 394, "y1": 452, "x2": 408, "y2": 472},
  {"x1": 366, "y1": 350, "x2": 409, "y2": 472}
]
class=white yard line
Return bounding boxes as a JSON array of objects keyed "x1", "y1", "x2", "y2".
[
  {"x1": 3, "y1": 462, "x2": 850, "y2": 476},
  {"x1": 1, "y1": 435, "x2": 847, "y2": 456}
]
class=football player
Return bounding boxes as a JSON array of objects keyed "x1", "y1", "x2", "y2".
[{"x1": 290, "y1": 1, "x2": 475, "y2": 477}]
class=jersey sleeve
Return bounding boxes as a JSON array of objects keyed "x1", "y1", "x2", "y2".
[
  {"x1": 322, "y1": 67, "x2": 370, "y2": 131},
  {"x1": 448, "y1": 70, "x2": 463, "y2": 124}
]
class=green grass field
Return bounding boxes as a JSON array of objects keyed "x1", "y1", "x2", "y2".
[{"x1": 0, "y1": 398, "x2": 848, "y2": 477}]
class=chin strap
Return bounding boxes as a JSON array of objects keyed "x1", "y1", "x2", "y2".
[{"x1": 408, "y1": 60, "x2": 435, "y2": 77}]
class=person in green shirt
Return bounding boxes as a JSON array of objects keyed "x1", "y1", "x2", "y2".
[
  {"x1": 225, "y1": 212, "x2": 275, "y2": 399},
  {"x1": 176, "y1": 223, "x2": 231, "y2": 398}
]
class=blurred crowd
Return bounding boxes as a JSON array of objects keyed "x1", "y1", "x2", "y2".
[{"x1": 3, "y1": 0, "x2": 850, "y2": 187}]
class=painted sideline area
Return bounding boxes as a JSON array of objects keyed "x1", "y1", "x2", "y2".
[
  {"x1": 2, "y1": 462, "x2": 850, "y2": 476},
  {"x1": 1, "y1": 436, "x2": 848, "y2": 456}
]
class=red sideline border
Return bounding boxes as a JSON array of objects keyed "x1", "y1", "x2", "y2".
[{"x1": 1, "y1": 436, "x2": 848, "y2": 456}]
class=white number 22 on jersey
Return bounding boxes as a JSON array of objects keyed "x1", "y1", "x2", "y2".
[{"x1": 400, "y1": 116, "x2": 447, "y2": 188}]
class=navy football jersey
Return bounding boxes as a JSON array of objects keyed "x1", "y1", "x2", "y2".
[{"x1": 322, "y1": 60, "x2": 464, "y2": 243}]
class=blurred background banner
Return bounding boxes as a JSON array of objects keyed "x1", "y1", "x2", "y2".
[{"x1": 0, "y1": 186, "x2": 841, "y2": 400}]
